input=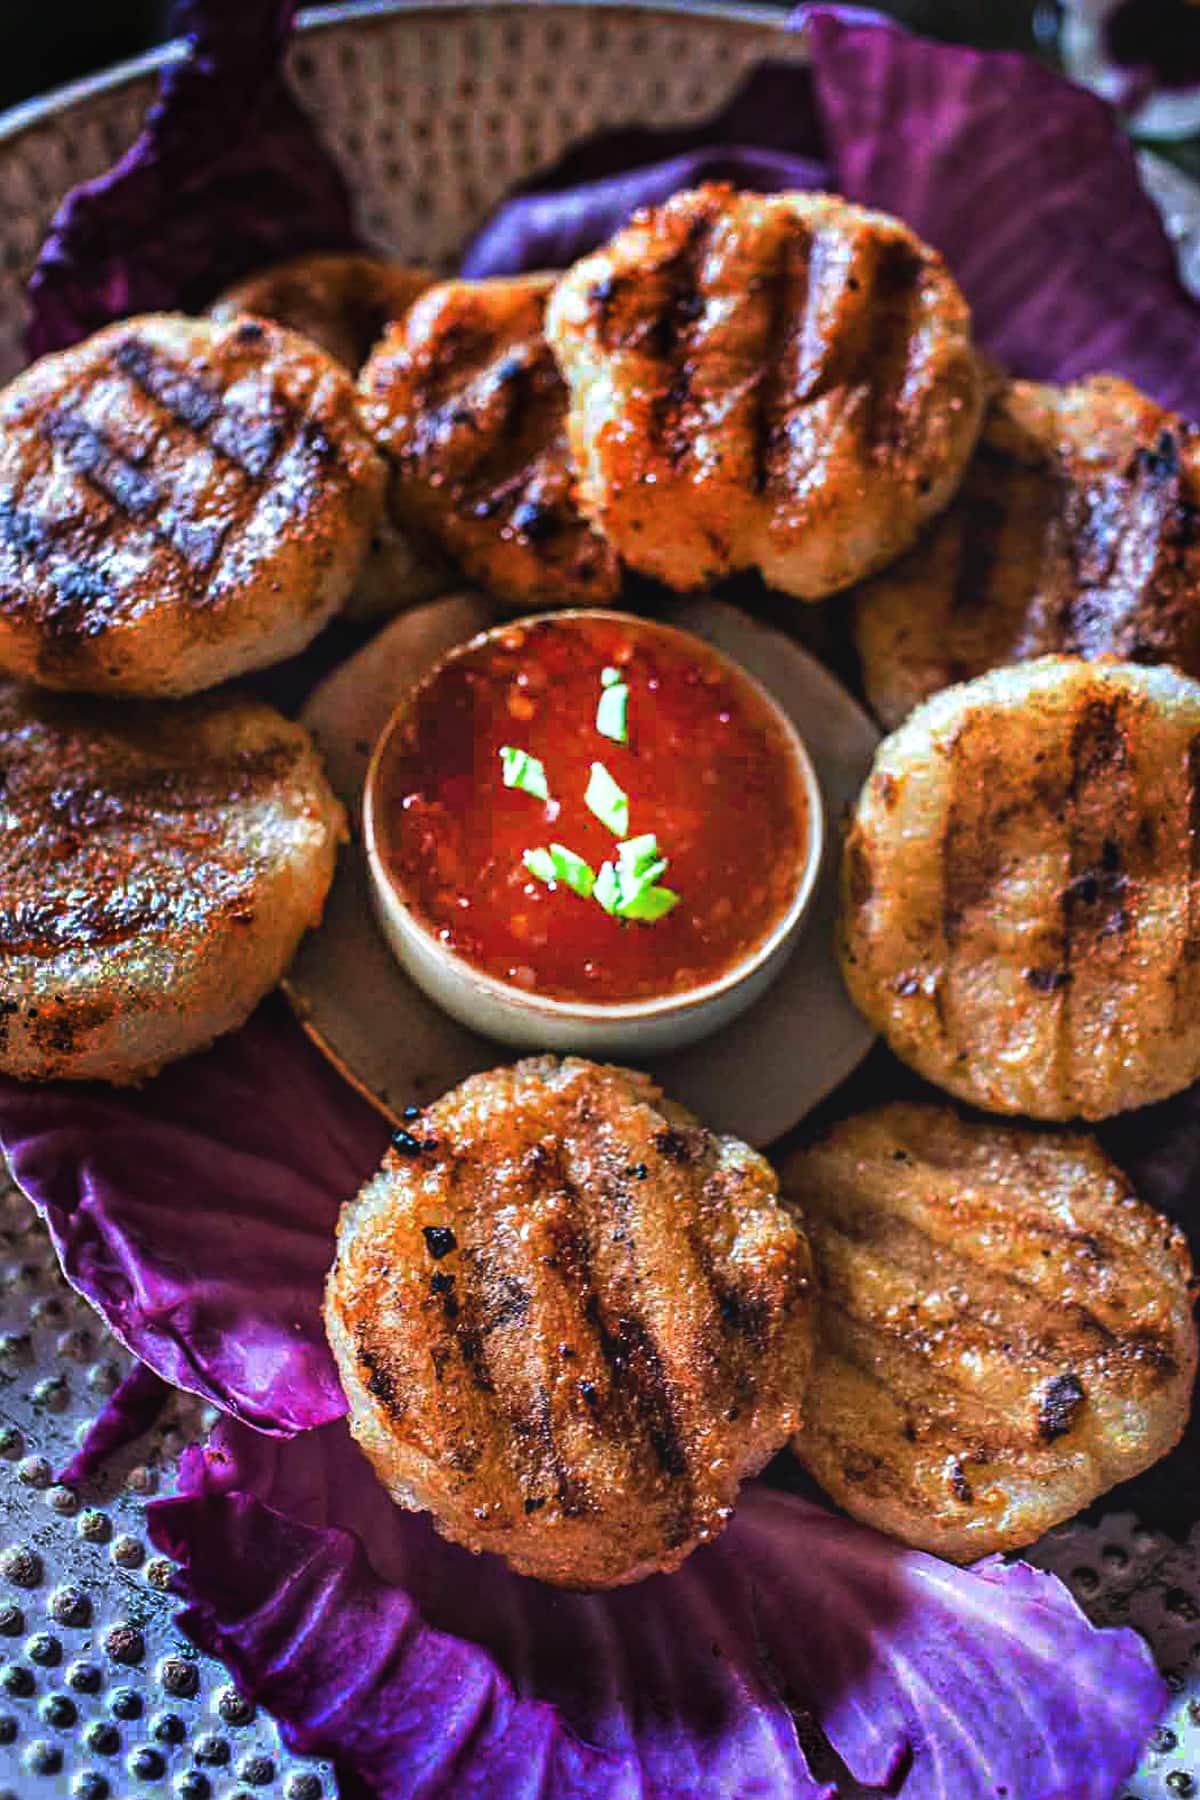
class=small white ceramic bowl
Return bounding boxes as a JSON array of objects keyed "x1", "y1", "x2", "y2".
[{"x1": 362, "y1": 611, "x2": 825, "y2": 1059}]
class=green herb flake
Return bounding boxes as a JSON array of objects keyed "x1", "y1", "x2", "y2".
[
  {"x1": 617, "y1": 835, "x2": 662, "y2": 880},
  {"x1": 595, "y1": 680, "x2": 629, "y2": 745},
  {"x1": 594, "y1": 861, "x2": 621, "y2": 916},
  {"x1": 500, "y1": 746, "x2": 549, "y2": 801},
  {"x1": 584, "y1": 761, "x2": 629, "y2": 836},
  {"x1": 522, "y1": 847, "x2": 557, "y2": 885},
  {"x1": 549, "y1": 843, "x2": 596, "y2": 899},
  {"x1": 619, "y1": 883, "x2": 681, "y2": 923}
]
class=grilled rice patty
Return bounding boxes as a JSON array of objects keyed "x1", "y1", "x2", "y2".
[
  {"x1": 545, "y1": 183, "x2": 985, "y2": 600},
  {"x1": 840, "y1": 656, "x2": 1200, "y2": 1120},
  {"x1": 358, "y1": 275, "x2": 621, "y2": 612},
  {"x1": 325, "y1": 1056, "x2": 815, "y2": 1588},
  {"x1": 0, "y1": 312, "x2": 385, "y2": 695},
  {"x1": 0, "y1": 682, "x2": 344, "y2": 1083},
  {"x1": 854, "y1": 376, "x2": 1200, "y2": 729},
  {"x1": 214, "y1": 260, "x2": 448, "y2": 621},
  {"x1": 783, "y1": 1103, "x2": 1196, "y2": 1561},
  {"x1": 211, "y1": 253, "x2": 434, "y2": 371}
]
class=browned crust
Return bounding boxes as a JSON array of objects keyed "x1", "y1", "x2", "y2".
[
  {"x1": 357, "y1": 276, "x2": 621, "y2": 612},
  {"x1": 0, "y1": 682, "x2": 345, "y2": 1082},
  {"x1": 839, "y1": 656, "x2": 1200, "y2": 1120},
  {"x1": 854, "y1": 376, "x2": 1200, "y2": 728},
  {"x1": 325, "y1": 1057, "x2": 815, "y2": 1587},
  {"x1": 0, "y1": 312, "x2": 385, "y2": 696},
  {"x1": 545, "y1": 184, "x2": 985, "y2": 599},
  {"x1": 784, "y1": 1102, "x2": 1197, "y2": 1560}
]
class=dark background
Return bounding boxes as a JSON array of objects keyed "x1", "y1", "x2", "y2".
[{"x1": 0, "y1": 2, "x2": 1048, "y2": 112}]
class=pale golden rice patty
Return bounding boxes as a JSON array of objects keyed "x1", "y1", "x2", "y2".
[
  {"x1": 0, "y1": 312, "x2": 384, "y2": 695},
  {"x1": 839, "y1": 656, "x2": 1200, "y2": 1120},
  {"x1": 0, "y1": 682, "x2": 344, "y2": 1084},
  {"x1": 783, "y1": 1103, "x2": 1196, "y2": 1561},
  {"x1": 326, "y1": 1056, "x2": 815, "y2": 1588},
  {"x1": 545, "y1": 183, "x2": 985, "y2": 599}
]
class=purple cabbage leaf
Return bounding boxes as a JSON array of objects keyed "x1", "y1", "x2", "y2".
[
  {"x1": 147, "y1": 1415, "x2": 1166, "y2": 1800},
  {"x1": 27, "y1": 0, "x2": 359, "y2": 357},
  {"x1": 0, "y1": 1000, "x2": 387, "y2": 1434}
]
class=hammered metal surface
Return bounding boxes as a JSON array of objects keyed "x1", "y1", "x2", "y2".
[
  {"x1": 0, "y1": 1178, "x2": 335, "y2": 1800},
  {"x1": 0, "y1": 5, "x2": 1198, "y2": 1797}
]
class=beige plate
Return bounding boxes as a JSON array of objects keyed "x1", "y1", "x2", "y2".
[{"x1": 286, "y1": 593, "x2": 879, "y2": 1146}]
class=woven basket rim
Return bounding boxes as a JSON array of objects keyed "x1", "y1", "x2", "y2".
[{"x1": 0, "y1": 0, "x2": 797, "y2": 151}]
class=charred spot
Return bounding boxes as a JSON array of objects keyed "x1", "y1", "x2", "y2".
[
  {"x1": 511, "y1": 499, "x2": 561, "y2": 542},
  {"x1": 430, "y1": 1269, "x2": 459, "y2": 1319},
  {"x1": 949, "y1": 1461, "x2": 973, "y2": 1504},
  {"x1": 1024, "y1": 965, "x2": 1071, "y2": 993},
  {"x1": 236, "y1": 319, "x2": 265, "y2": 343},
  {"x1": 422, "y1": 1225, "x2": 457, "y2": 1260},
  {"x1": 391, "y1": 1127, "x2": 427, "y2": 1156},
  {"x1": 654, "y1": 1127, "x2": 694, "y2": 1164},
  {"x1": 523, "y1": 1495, "x2": 547, "y2": 1514},
  {"x1": 457, "y1": 1326, "x2": 494, "y2": 1391},
  {"x1": 625, "y1": 1162, "x2": 650, "y2": 1182},
  {"x1": 493, "y1": 353, "x2": 525, "y2": 385},
  {"x1": 1038, "y1": 1372, "x2": 1086, "y2": 1442},
  {"x1": 357, "y1": 1340, "x2": 404, "y2": 1419},
  {"x1": 1133, "y1": 427, "x2": 1180, "y2": 481},
  {"x1": 301, "y1": 421, "x2": 335, "y2": 460},
  {"x1": 578, "y1": 1378, "x2": 600, "y2": 1410}
]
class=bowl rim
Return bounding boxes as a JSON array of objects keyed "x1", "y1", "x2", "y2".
[
  {"x1": 0, "y1": 0, "x2": 799, "y2": 151},
  {"x1": 362, "y1": 605, "x2": 826, "y2": 1025}
]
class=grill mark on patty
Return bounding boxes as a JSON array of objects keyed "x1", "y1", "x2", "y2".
[
  {"x1": 1058, "y1": 694, "x2": 1132, "y2": 1100},
  {"x1": 555, "y1": 1175, "x2": 698, "y2": 1548},
  {"x1": 115, "y1": 335, "x2": 288, "y2": 480},
  {"x1": 647, "y1": 204, "x2": 720, "y2": 473},
  {"x1": 0, "y1": 732, "x2": 304, "y2": 957},
  {"x1": 0, "y1": 499, "x2": 114, "y2": 640},
  {"x1": 752, "y1": 226, "x2": 809, "y2": 497},
  {"x1": 860, "y1": 236, "x2": 925, "y2": 458},
  {"x1": 816, "y1": 1202, "x2": 1124, "y2": 1386}
]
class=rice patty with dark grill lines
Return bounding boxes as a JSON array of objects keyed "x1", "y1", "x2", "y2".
[
  {"x1": 0, "y1": 312, "x2": 385, "y2": 695},
  {"x1": 839, "y1": 657, "x2": 1200, "y2": 1120},
  {"x1": 853, "y1": 376, "x2": 1200, "y2": 730},
  {"x1": 783, "y1": 1104, "x2": 1196, "y2": 1561},
  {"x1": 0, "y1": 682, "x2": 344, "y2": 1084},
  {"x1": 545, "y1": 184, "x2": 986, "y2": 599},
  {"x1": 324, "y1": 1057, "x2": 816, "y2": 1588},
  {"x1": 358, "y1": 274, "x2": 621, "y2": 612}
]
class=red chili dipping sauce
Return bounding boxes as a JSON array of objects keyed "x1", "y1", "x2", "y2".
[{"x1": 372, "y1": 613, "x2": 808, "y2": 1004}]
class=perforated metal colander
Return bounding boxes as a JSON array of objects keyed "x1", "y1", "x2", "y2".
[{"x1": 0, "y1": 6, "x2": 1199, "y2": 1796}]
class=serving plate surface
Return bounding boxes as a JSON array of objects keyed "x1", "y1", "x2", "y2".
[{"x1": 0, "y1": 4, "x2": 1197, "y2": 1795}]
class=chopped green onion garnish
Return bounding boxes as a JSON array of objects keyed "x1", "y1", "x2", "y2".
[
  {"x1": 585, "y1": 761, "x2": 629, "y2": 836},
  {"x1": 617, "y1": 834, "x2": 662, "y2": 880},
  {"x1": 500, "y1": 746, "x2": 549, "y2": 801},
  {"x1": 595, "y1": 679, "x2": 629, "y2": 744},
  {"x1": 601, "y1": 666, "x2": 623, "y2": 688},
  {"x1": 548, "y1": 843, "x2": 596, "y2": 899},
  {"x1": 522, "y1": 847, "x2": 557, "y2": 885},
  {"x1": 594, "y1": 861, "x2": 621, "y2": 916},
  {"x1": 524, "y1": 844, "x2": 596, "y2": 899},
  {"x1": 619, "y1": 883, "x2": 680, "y2": 923}
]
